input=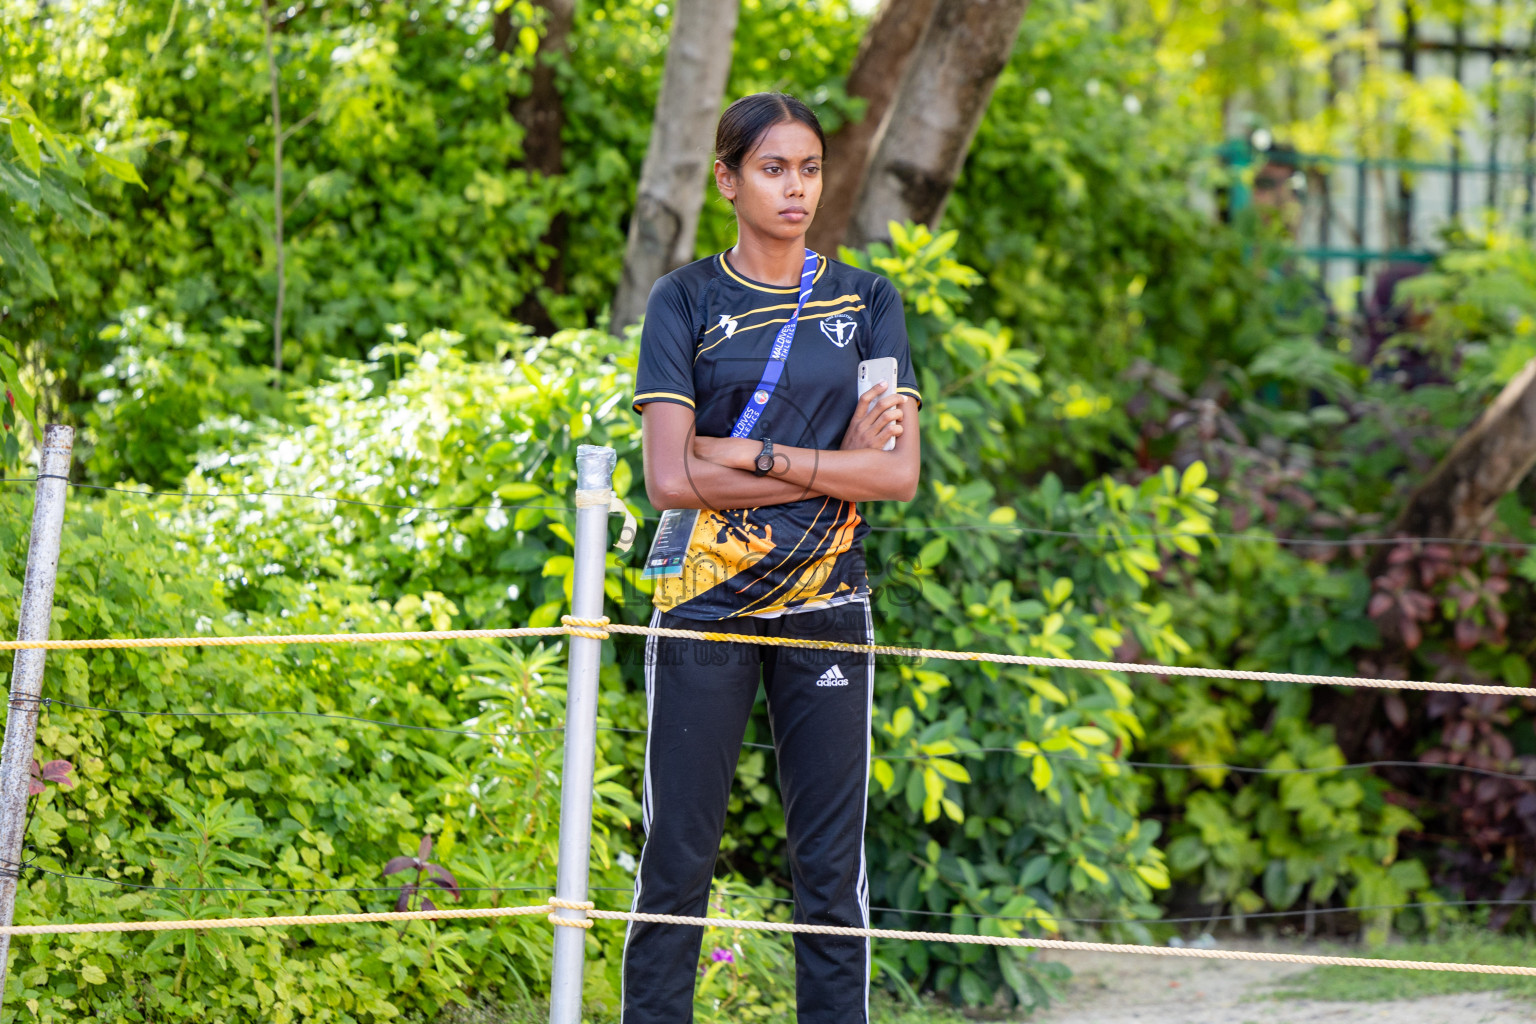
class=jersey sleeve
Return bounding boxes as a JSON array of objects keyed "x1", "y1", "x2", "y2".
[
  {"x1": 867, "y1": 276, "x2": 922, "y2": 408},
  {"x1": 632, "y1": 275, "x2": 698, "y2": 414}
]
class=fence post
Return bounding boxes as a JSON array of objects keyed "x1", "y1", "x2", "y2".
[
  {"x1": 0, "y1": 425, "x2": 75, "y2": 1009},
  {"x1": 549, "y1": 444, "x2": 617, "y2": 1024}
]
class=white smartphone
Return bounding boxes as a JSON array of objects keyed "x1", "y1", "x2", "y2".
[{"x1": 857, "y1": 357, "x2": 900, "y2": 452}]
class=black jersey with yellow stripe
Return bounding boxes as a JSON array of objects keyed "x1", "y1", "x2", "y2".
[{"x1": 632, "y1": 252, "x2": 920, "y2": 620}]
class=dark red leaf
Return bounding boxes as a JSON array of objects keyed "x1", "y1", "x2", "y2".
[
  {"x1": 1401, "y1": 591, "x2": 1436, "y2": 619},
  {"x1": 1367, "y1": 593, "x2": 1394, "y2": 618},
  {"x1": 417, "y1": 835, "x2": 432, "y2": 862},
  {"x1": 27, "y1": 779, "x2": 44, "y2": 796},
  {"x1": 426, "y1": 868, "x2": 461, "y2": 900},
  {"x1": 383, "y1": 856, "x2": 417, "y2": 878},
  {"x1": 39, "y1": 760, "x2": 73, "y2": 787},
  {"x1": 1384, "y1": 694, "x2": 1409, "y2": 729},
  {"x1": 395, "y1": 885, "x2": 417, "y2": 912},
  {"x1": 421, "y1": 896, "x2": 437, "y2": 913}
]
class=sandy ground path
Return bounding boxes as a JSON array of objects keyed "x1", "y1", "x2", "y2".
[{"x1": 1028, "y1": 944, "x2": 1532, "y2": 1024}]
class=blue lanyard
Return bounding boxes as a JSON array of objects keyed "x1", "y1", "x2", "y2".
[{"x1": 729, "y1": 249, "x2": 819, "y2": 439}]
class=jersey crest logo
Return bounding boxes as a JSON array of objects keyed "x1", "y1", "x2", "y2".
[
  {"x1": 820, "y1": 313, "x2": 858, "y2": 348},
  {"x1": 717, "y1": 314, "x2": 739, "y2": 338}
]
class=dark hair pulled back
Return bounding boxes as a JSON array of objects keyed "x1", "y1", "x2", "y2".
[{"x1": 714, "y1": 92, "x2": 826, "y2": 176}]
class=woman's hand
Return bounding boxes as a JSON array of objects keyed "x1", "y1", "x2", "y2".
[{"x1": 840, "y1": 382, "x2": 905, "y2": 451}]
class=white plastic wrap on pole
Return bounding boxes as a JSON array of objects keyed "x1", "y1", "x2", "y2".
[
  {"x1": 548, "y1": 445, "x2": 617, "y2": 1024},
  {"x1": 0, "y1": 426, "x2": 74, "y2": 1009}
]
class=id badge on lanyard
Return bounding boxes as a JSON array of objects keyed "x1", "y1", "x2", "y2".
[{"x1": 642, "y1": 508, "x2": 700, "y2": 579}]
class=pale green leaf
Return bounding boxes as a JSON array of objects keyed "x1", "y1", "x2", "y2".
[{"x1": 10, "y1": 119, "x2": 40, "y2": 174}]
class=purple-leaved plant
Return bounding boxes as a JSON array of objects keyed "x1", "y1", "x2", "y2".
[{"x1": 382, "y1": 834, "x2": 460, "y2": 934}]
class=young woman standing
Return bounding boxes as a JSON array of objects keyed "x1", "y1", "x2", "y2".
[{"x1": 627, "y1": 91, "x2": 922, "y2": 1024}]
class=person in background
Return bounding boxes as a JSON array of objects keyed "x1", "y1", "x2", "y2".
[{"x1": 1363, "y1": 261, "x2": 1444, "y2": 387}]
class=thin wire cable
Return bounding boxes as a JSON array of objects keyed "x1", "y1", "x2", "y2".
[
  {"x1": 10, "y1": 476, "x2": 1536, "y2": 551},
  {"x1": 24, "y1": 696, "x2": 565, "y2": 741},
  {"x1": 863, "y1": 520, "x2": 1536, "y2": 551},
  {"x1": 27, "y1": 703, "x2": 1534, "y2": 786},
  {"x1": 906, "y1": 746, "x2": 1536, "y2": 784},
  {"x1": 869, "y1": 899, "x2": 1536, "y2": 928},
  {"x1": 55, "y1": 480, "x2": 574, "y2": 514},
  {"x1": 24, "y1": 865, "x2": 554, "y2": 896}
]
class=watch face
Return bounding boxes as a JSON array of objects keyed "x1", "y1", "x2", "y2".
[{"x1": 755, "y1": 453, "x2": 774, "y2": 472}]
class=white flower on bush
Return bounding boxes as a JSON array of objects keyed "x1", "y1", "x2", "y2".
[
  {"x1": 1123, "y1": 94, "x2": 1142, "y2": 115},
  {"x1": 1085, "y1": 78, "x2": 1101, "y2": 97},
  {"x1": 485, "y1": 506, "x2": 509, "y2": 531},
  {"x1": 1033, "y1": 88, "x2": 1051, "y2": 107}
]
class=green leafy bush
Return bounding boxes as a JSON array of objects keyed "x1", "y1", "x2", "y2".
[
  {"x1": 10, "y1": 0, "x2": 871, "y2": 481},
  {"x1": 0, "y1": 491, "x2": 638, "y2": 1022},
  {"x1": 825, "y1": 227, "x2": 1212, "y2": 1008},
  {"x1": 1399, "y1": 236, "x2": 1536, "y2": 392}
]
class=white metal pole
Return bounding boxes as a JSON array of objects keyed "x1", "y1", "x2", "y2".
[
  {"x1": 548, "y1": 444, "x2": 616, "y2": 1024},
  {"x1": 0, "y1": 425, "x2": 75, "y2": 1009}
]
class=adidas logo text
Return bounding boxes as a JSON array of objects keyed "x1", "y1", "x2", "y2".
[{"x1": 816, "y1": 664, "x2": 850, "y2": 687}]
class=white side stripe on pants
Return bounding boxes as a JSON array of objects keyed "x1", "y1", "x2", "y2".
[{"x1": 619, "y1": 607, "x2": 663, "y2": 1024}]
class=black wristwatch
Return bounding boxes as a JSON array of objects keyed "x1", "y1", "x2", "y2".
[{"x1": 753, "y1": 437, "x2": 775, "y2": 477}]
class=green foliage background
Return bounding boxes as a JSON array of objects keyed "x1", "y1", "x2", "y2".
[{"x1": 4, "y1": 0, "x2": 1536, "y2": 1019}]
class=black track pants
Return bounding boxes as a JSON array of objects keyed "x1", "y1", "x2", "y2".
[{"x1": 621, "y1": 598, "x2": 874, "y2": 1024}]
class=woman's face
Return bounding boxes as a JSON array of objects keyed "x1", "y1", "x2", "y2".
[{"x1": 716, "y1": 119, "x2": 823, "y2": 243}]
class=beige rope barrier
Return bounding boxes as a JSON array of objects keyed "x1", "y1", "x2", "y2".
[
  {"x1": 548, "y1": 897, "x2": 596, "y2": 928},
  {"x1": 600, "y1": 620, "x2": 1536, "y2": 699},
  {"x1": 0, "y1": 897, "x2": 594, "y2": 936},
  {"x1": 0, "y1": 903, "x2": 554, "y2": 936},
  {"x1": 586, "y1": 908, "x2": 1536, "y2": 975},
  {"x1": 3, "y1": 614, "x2": 1530, "y2": 699},
  {"x1": 0, "y1": 626, "x2": 569, "y2": 652},
  {"x1": 1, "y1": 899, "x2": 1532, "y2": 976}
]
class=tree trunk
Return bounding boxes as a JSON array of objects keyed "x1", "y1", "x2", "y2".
[
  {"x1": 1378, "y1": 357, "x2": 1536, "y2": 568},
  {"x1": 843, "y1": 0, "x2": 1029, "y2": 250},
  {"x1": 507, "y1": 0, "x2": 574, "y2": 179},
  {"x1": 261, "y1": 0, "x2": 285, "y2": 380},
  {"x1": 806, "y1": 0, "x2": 940, "y2": 255},
  {"x1": 495, "y1": 0, "x2": 576, "y2": 336},
  {"x1": 610, "y1": 0, "x2": 739, "y2": 334},
  {"x1": 1318, "y1": 360, "x2": 1536, "y2": 761}
]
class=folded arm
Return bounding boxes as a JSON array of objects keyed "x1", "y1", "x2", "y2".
[
  {"x1": 642, "y1": 385, "x2": 920, "y2": 509},
  {"x1": 642, "y1": 402, "x2": 830, "y2": 510}
]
